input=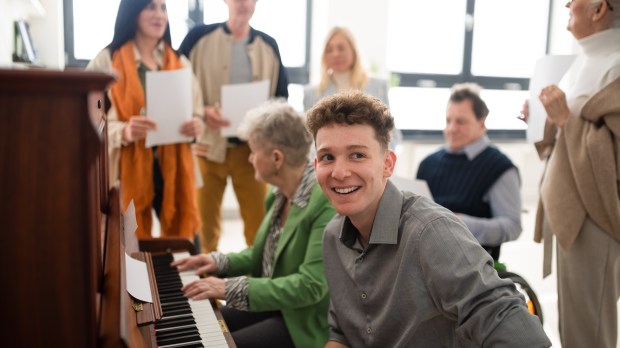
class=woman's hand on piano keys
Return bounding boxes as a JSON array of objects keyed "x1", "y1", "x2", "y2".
[
  {"x1": 181, "y1": 276, "x2": 226, "y2": 301},
  {"x1": 171, "y1": 254, "x2": 216, "y2": 275}
]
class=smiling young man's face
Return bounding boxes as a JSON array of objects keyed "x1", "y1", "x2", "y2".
[{"x1": 314, "y1": 123, "x2": 395, "y2": 228}]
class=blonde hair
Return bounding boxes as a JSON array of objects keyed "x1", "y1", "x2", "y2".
[{"x1": 317, "y1": 26, "x2": 369, "y2": 95}]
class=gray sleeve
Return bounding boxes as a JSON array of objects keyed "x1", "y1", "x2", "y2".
[
  {"x1": 419, "y1": 217, "x2": 550, "y2": 347},
  {"x1": 459, "y1": 167, "x2": 522, "y2": 245},
  {"x1": 327, "y1": 300, "x2": 350, "y2": 346}
]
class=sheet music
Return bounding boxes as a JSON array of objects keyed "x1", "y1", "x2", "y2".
[
  {"x1": 125, "y1": 253, "x2": 153, "y2": 302},
  {"x1": 526, "y1": 55, "x2": 576, "y2": 143},
  {"x1": 145, "y1": 68, "x2": 194, "y2": 147},
  {"x1": 123, "y1": 200, "x2": 139, "y2": 255},
  {"x1": 220, "y1": 80, "x2": 270, "y2": 137}
]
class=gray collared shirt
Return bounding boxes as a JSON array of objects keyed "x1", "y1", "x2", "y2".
[
  {"x1": 322, "y1": 181, "x2": 551, "y2": 348},
  {"x1": 444, "y1": 135, "x2": 522, "y2": 245}
]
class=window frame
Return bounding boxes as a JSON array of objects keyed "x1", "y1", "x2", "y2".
[
  {"x1": 392, "y1": 0, "x2": 553, "y2": 139},
  {"x1": 62, "y1": 0, "x2": 312, "y2": 85}
]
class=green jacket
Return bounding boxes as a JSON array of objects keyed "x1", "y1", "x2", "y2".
[{"x1": 226, "y1": 184, "x2": 336, "y2": 348}]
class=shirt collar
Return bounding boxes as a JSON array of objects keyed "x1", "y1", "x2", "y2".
[
  {"x1": 222, "y1": 21, "x2": 257, "y2": 44},
  {"x1": 579, "y1": 28, "x2": 620, "y2": 58},
  {"x1": 340, "y1": 180, "x2": 402, "y2": 247},
  {"x1": 132, "y1": 41, "x2": 165, "y2": 67},
  {"x1": 444, "y1": 134, "x2": 490, "y2": 160},
  {"x1": 272, "y1": 162, "x2": 315, "y2": 209}
]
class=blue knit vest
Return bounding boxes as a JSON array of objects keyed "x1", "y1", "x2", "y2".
[{"x1": 416, "y1": 147, "x2": 515, "y2": 219}]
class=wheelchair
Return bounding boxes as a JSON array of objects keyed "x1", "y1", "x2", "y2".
[{"x1": 483, "y1": 245, "x2": 544, "y2": 324}]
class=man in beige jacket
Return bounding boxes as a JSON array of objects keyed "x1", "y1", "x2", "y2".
[{"x1": 178, "y1": 0, "x2": 289, "y2": 252}]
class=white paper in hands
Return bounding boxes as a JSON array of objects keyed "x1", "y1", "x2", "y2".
[
  {"x1": 220, "y1": 80, "x2": 270, "y2": 137},
  {"x1": 526, "y1": 55, "x2": 576, "y2": 143},
  {"x1": 145, "y1": 68, "x2": 193, "y2": 147}
]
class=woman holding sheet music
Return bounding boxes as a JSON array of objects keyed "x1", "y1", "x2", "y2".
[{"x1": 86, "y1": 0, "x2": 204, "y2": 240}]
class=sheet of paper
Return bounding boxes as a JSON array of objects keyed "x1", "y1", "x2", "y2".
[
  {"x1": 145, "y1": 68, "x2": 193, "y2": 147},
  {"x1": 123, "y1": 200, "x2": 139, "y2": 255},
  {"x1": 125, "y1": 253, "x2": 153, "y2": 303},
  {"x1": 526, "y1": 55, "x2": 576, "y2": 143},
  {"x1": 220, "y1": 80, "x2": 270, "y2": 137},
  {"x1": 390, "y1": 176, "x2": 434, "y2": 201}
]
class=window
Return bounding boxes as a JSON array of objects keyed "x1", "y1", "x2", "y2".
[
  {"x1": 63, "y1": 0, "x2": 311, "y2": 85},
  {"x1": 387, "y1": 0, "x2": 551, "y2": 134}
]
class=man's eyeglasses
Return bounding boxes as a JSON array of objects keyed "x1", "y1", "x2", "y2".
[{"x1": 566, "y1": 0, "x2": 614, "y2": 11}]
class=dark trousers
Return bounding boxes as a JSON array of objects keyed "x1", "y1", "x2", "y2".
[{"x1": 221, "y1": 307, "x2": 295, "y2": 348}]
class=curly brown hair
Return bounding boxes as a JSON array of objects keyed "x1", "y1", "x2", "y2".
[{"x1": 306, "y1": 90, "x2": 394, "y2": 150}]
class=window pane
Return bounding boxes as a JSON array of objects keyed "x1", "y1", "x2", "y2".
[
  {"x1": 389, "y1": 87, "x2": 528, "y2": 130},
  {"x1": 287, "y1": 84, "x2": 304, "y2": 112},
  {"x1": 73, "y1": 0, "x2": 189, "y2": 60},
  {"x1": 203, "y1": 0, "x2": 307, "y2": 67},
  {"x1": 389, "y1": 87, "x2": 451, "y2": 130},
  {"x1": 387, "y1": 0, "x2": 467, "y2": 74},
  {"x1": 479, "y1": 89, "x2": 528, "y2": 130},
  {"x1": 471, "y1": 0, "x2": 549, "y2": 78},
  {"x1": 73, "y1": 0, "x2": 119, "y2": 59}
]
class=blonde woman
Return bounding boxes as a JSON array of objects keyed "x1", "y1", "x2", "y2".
[{"x1": 304, "y1": 26, "x2": 401, "y2": 148}]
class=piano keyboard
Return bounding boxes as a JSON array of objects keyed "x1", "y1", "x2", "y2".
[{"x1": 152, "y1": 252, "x2": 230, "y2": 348}]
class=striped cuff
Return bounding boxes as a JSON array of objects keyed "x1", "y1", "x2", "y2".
[
  {"x1": 208, "y1": 251, "x2": 230, "y2": 276},
  {"x1": 225, "y1": 276, "x2": 249, "y2": 311}
]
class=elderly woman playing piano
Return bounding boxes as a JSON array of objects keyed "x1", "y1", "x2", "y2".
[{"x1": 172, "y1": 100, "x2": 335, "y2": 348}]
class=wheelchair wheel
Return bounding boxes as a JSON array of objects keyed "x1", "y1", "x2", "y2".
[{"x1": 497, "y1": 270, "x2": 544, "y2": 324}]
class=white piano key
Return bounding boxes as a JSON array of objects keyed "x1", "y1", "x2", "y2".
[{"x1": 170, "y1": 252, "x2": 230, "y2": 347}]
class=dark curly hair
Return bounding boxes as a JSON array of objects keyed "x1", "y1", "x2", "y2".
[{"x1": 306, "y1": 90, "x2": 394, "y2": 150}]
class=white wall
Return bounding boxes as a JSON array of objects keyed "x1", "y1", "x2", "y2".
[{"x1": 0, "y1": 0, "x2": 60, "y2": 68}]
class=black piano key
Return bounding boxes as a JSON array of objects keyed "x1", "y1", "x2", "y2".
[
  {"x1": 156, "y1": 318, "x2": 196, "y2": 330},
  {"x1": 151, "y1": 253, "x2": 211, "y2": 348},
  {"x1": 159, "y1": 342, "x2": 204, "y2": 348},
  {"x1": 156, "y1": 326, "x2": 200, "y2": 338},
  {"x1": 157, "y1": 335, "x2": 203, "y2": 346}
]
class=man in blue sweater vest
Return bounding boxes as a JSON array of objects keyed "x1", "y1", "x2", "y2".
[{"x1": 417, "y1": 84, "x2": 521, "y2": 258}]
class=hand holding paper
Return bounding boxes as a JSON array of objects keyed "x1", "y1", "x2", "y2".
[
  {"x1": 204, "y1": 104, "x2": 230, "y2": 130},
  {"x1": 526, "y1": 55, "x2": 576, "y2": 143}
]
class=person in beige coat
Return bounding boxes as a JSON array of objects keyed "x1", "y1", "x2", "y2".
[{"x1": 522, "y1": 1, "x2": 620, "y2": 346}]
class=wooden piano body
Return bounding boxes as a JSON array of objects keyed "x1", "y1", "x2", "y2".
[{"x1": 0, "y1": 69, "x2": 234, "y2": 347}]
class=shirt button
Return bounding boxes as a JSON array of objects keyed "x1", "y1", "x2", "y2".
[
  {"x1": 367, "y1": 327, "x2": 372, "y2": 334},
  {"x1": 361, "y1": 292, "x2": 367, "y2": 299}
]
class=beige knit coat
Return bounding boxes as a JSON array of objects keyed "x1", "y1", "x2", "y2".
[{"x1": 534, "y1": 77, "x2": 620, "y2": 250}]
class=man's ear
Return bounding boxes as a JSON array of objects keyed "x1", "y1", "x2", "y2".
[
  {"x1": 383, "y1": 150, "x2": 397, "y2": 178},
  {"x1": 593, "y1": 1, "x2": 609, "y2": 19}
]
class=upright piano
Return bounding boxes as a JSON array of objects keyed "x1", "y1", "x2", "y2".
[{"x1": 0, "y1": 69, "x2": 235, "y2": 347}]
